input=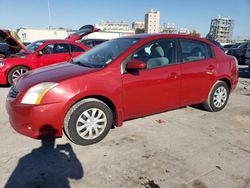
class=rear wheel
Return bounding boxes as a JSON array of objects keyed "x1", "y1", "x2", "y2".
[
  {"x1": 202, "y1": 81, "x2": 229, "y2": 112},
  {"x1": 64, "y1": 98, "x2": 113, "y2": 145},
  {"x1": 7, "y1": 66, "x2": 30, "y2": 85}
]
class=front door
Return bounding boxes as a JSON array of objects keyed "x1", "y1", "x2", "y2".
[
  {"x1": 122, "y1": 39, "x2": 180, "y2": 120},
  {"x1": 38, "y1": 43, "x2": 70, "y2": 67}
]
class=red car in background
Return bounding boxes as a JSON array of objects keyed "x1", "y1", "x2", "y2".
[
  {"x1": 6, "y1": 34, "x2": 238, "y2": 145},
  {"x1": 0, "y1": 25, "x2": 99, "y2": 85}
]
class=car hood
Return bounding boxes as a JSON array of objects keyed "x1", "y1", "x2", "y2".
[
  {"x1": 15, "y1": 62, "x2": 98, "y2": 91},
  {"x1": 66, "y1": 25, "x2": 100, "y2": 41},
  {"x1": 0, "y1": 29, "x2": 28, "y2": 56}
]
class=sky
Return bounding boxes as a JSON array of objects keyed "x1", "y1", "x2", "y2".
[{"x1": 0, "y1": 0, "x2": 250, "y2": 40}]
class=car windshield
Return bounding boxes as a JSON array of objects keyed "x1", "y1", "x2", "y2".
[
  {"x1": 73, "y1": 38, "x2": 140, "y2": 68},
  {"x1": 25, "y1": 41, "x2": 45, "y2": 53}
]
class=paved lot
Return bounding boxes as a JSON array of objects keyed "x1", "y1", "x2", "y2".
[{"x1": 0, "y1": 66, "x2": 250, "y2": 188}]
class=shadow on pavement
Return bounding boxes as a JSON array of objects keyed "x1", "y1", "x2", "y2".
[
  {"x1": 4, "y1": 125, "x2": 84, "y2": 188},
  {"x1": 239, "y1": 66, "x2": 250, "y2": 79}
]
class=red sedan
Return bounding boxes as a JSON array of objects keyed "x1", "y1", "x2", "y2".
[
  {"x1": 0, "y1": 25, "x2": 99, "y2": 85},
  {"x1": 6, "y1": 34, "x2": 238, "y2": 145}
]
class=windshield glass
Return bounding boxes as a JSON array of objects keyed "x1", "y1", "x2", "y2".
[
  {"x1": 25, "y1": 41, "x2": 45, "y2": 53},
  {"x1": 73, "y1": 38, "x2": 139, "y2": 68}
]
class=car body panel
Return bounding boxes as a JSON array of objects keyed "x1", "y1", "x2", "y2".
[{"x1": 6, "y1": 34, "x2": 238, "y2": 139}]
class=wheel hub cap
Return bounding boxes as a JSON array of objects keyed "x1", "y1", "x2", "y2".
[
  {"x1": 213, "y1": 86, "x2": 227, "y2": 108},
  {"x1": 76, "y1": 108, "x2": 107, "y2": 140}
]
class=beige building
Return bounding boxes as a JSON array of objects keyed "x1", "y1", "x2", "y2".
[
  {"x1": 132, "y1": 21, "x2": 145, "y2": 33},
  {"x1": 162, "y1": 23, "x2": 177, "y2": 34},
  {"x1": 178, "y1": 28, "x2": 190, "y2": 35},
  {"x1": 145, "y1": 9, "x2": 160, "y2": 33},
  {"x1": 95, "y1": 21, "x2": 135, "y2": 35},
  {"x1": 207, "y1": 15, "x2": 234, "y2": 43}
]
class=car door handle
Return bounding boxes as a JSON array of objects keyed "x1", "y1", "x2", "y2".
[{"x1": 169, "y1": 72, "x2": 178, "y2": 79}]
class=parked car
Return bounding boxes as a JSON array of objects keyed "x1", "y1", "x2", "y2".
[
  {"x1": 6, "y1": 34, "x2": 238, "y2": 145},
  {"x1": 245, "y1": 43, "x2": 250, "y2": 68},
  {"x1": 0, "y1": 25, "x2": 100, "y2": 85},
  {"x1": 206, "y1": 38, "x2": 224, "y2": 52},
  {"x1": 223, "y1": 43, "x2": 234, "y2": 53},
  {"x1": 79, "y1": 39, "x2": 108, "y2": 48},
  {"x1": 227, "y1": 42, "x2": 250, "y2": 65}
]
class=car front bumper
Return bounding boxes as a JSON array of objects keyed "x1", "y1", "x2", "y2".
[
  {"x1": 0, "y1": 69, "x2": 7, "y2": 85},
  {"x1": 6, "y1": 96, "x2": 65, "y2": 139}
]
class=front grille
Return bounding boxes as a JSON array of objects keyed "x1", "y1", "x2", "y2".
[{"x1": 8, "y1": 86, "x2": 19, "y2": 98}]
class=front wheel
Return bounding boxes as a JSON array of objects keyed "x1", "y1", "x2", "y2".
[
  {"x1": 64, "y1": 98, "x2": 113, "y2": 145},
  {"x1": 202, "y1": 81, "x2": 229, "y2": 112},
  {"x1": 7, "y1": 66, "x2": 30, "y2": 85}
]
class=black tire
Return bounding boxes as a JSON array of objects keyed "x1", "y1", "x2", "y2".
[
  {"x1": 7, "y1": 66, "x2": 30, "y2": 85},
  {"x1": 64, "y1": 98, "x2": 113, "y2": 145},
  {"x1": 202, "y1": 81, "x2": 229, "y2": 112}
]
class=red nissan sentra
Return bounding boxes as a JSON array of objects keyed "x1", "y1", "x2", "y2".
[{"x1": 6, "y1": 34, "x2": 238, "y2": 145}]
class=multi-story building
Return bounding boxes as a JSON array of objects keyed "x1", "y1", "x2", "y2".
[
  {"x1": 95, "y1": 21, "x2": 135, "y2": 35},
  {"x1": 145, "y1": 9, "x2": 160, "y2": 33},
  {"x1": 162, "y1": 23, "x2": 177, "y2": 34},
  {"x1": 132, "y1": 21, "x2": 145, "y2": 34},
  {"x1": 207, "y1": 16, "x2": 234, "y2": 43},
  {"x1": 178, "y1": 28, "x2": 190, "y2": 35}
]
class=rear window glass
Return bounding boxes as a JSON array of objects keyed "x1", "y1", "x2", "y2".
[{"x1": 180, "y1": 39, "x2": 213, "y2": 62}]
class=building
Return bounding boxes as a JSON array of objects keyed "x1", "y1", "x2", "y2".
[
  {"x1": 95, "y1": 21, "x2": 135, "y2": 35},
  {"x1": 162, "y1": 23, "x2": 177, "y2": 33},
  {"x1": 17, "y1": 28, "x2": 69, "y2": 43},
  {"x1": 132, "y1": 21, "x2": 145, "y2": 34},
  {"x1": 145, "y1": 9, "x2": 160, "y2": 33},
  {"x1": 207, "y1": 15, "x2": 234, "y2": 43},
  {"x1": 178, "y1": 28, "x2": 190, "y2": 35}
]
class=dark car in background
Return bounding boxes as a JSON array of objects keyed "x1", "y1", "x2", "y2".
[
  {"x1": 227, "y1": 42, "x2": 250, "y2": 65},
  {"x1": 223, "y1": 44, "x2": 234, "y2": 53}
]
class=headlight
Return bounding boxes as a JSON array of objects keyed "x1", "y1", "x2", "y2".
[
  {"x1": 21, "y1": 82, "x2": 58, "y2": 104},
  {"x1": 0, "y1": 61, "x2": 4, "y2": 68}
]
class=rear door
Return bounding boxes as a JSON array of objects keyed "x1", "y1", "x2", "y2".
[
  {"x1": 38, "y1": 43, "x2": 70, "y2": 67},
  {"x1": 179, "y1": 39, "x2": 215, "y2": 105},
  {"x1": 122, "y1": 39, "x2": 180, "y2": 119}
]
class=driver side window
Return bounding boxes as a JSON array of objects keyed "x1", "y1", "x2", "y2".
[{"x1": 131, "y1": 39, "x2": 176, "y2": 69}]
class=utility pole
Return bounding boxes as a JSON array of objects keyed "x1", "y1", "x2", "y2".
[{"x1": 48, "y1": 0, "x2": 52, "y2": 29}]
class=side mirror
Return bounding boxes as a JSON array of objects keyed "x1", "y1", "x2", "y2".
[
  {"x1": 126, "y1": 60, "x2": 146, "y2": 72},
  {"x1": 37, "y1": 51, "x2": 43, "y2": 56}
]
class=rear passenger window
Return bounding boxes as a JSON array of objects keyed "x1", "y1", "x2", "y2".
[{"x1": 180, "y1": 39, "x2": 213, "y2": 62}]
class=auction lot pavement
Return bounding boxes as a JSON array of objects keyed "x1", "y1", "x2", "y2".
[{"x1": 0, "y1": 66, "x2": 250, "y2": 188}]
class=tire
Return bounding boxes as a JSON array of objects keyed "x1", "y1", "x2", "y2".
[
  {"x1": 64, "y1": 98, "x2": 113, "y2": 145},
  {"x1": 202, "y1": 81, "x2": 229, "y2": 112},
  {"x1": 7, "y1": 66, "x2": 30, "y2": 85}
]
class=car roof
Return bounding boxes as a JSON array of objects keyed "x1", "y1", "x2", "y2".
[{"x1": 121, "y1": 33, "x2": 215, "y2": 46}]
